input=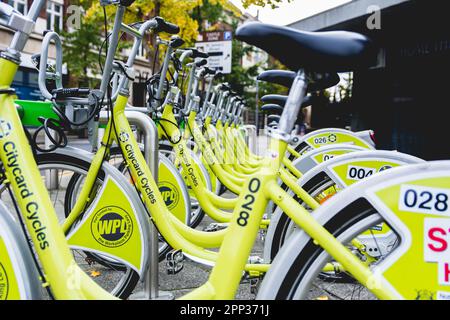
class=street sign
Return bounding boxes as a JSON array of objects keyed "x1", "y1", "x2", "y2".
[{"x1": 195, "y1": 31, "x2": 233, "y2": 74}]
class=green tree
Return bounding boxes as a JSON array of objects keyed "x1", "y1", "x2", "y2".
[
  {"x1": 191, "y1": 0, "x2": 226, "y2": 31},
  {"x1": 62, "y1": 0, "x2": 289, "y2": 86},
  {"x1": 61, "y1": 15, "x2": 103, "y2": 87},
  {"x1": 241, "y1": 0, "x2": 292, "y2": 9},
  {"x1": 223, "y1": 38, "x2": 259, "y2": 105}
]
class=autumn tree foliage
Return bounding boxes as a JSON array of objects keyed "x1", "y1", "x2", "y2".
[
  {"x1": 62, "y1": 0, "x2": 288, "y2": 103},
  {"x1": 241, "y1": 0, "x2": 292, "y2": 9}
]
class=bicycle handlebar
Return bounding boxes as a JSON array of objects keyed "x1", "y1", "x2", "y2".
[
  {"x1": 0, "y1": 1, "x2": 39, "y2": 39},
  {"x1": 190, "y1": 48, "x2": 209, "y2": 59},
  {"x1": 119, "y1": 0, "x2": 135, "y2": 7},
  {"x1": 220, "y1": 83, "x2": 231, "y2": 91},
  {"x1": 170, "y1": 36, "x2": 185, "y2": 48},
  {"x1": 195, "y1": 59, "x2": 208, "y2": 67},
  {"x1": 203, "y1": 67, "x2": 216, "y2": 75},
  {"x1": 154, "y1": 16, "x2": 180, "y2": 34}
]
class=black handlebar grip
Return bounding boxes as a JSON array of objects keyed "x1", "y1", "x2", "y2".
[
  {"x1": 203, "y1": 67, "x2": 216, "y2": 75},
  {"x1": 154, "y1": 16, "x2": 180, "y2": 34},
  {"x1": 31, "y1": 54, "x2": 41, "y2": 69},
  {"x1": 191, "y1": 48, "x2": 209, "y2": 59},
  {"x1": 169, "y1": 36, "x2": 185, "y2": 48},
  {"x1": 120, "y1": 0, "x2": 135, "y2": 7},
  {"x1": 214, "y1": 71, "x2": 224, "y2": 78},
  {"x1": 195, "y1": 59, "x2": 208, "y2": 67}
]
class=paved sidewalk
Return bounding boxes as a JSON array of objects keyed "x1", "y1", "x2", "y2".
[{"x1": 131, "y1": 214, "x2": 264, "y2": 300}]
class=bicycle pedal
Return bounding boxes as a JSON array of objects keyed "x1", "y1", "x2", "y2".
[
  {"x1": 203, "y1": 223, "x2": 228, "y2": 232},
  {"x1": 166, "y1": 249, "x2": 184, "y2": 275}
]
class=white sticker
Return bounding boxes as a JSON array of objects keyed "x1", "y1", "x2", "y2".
[
  {"x1": 438, "y1": 262, "x2": 450, "y2": 286},
  {"x1": 437, "y1": 291, "x2": 450, "y2": 300},
  {"x1": 399, "y1": 185, "x2": 450, "y2": 216},
  {"x1": 346, "y1": 165, "x2": 375, "y2": 181},
  {"x1": 424, "y1": 218, "x2": 450, "y2": 263}
]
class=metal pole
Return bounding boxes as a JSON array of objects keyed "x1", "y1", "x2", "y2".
[{"x1": 44, "y1": 129, "x2": 58, "y2": 190}]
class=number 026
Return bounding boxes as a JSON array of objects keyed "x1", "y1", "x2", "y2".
[{"x1": 399, "y1": 185, "x2": 450, "y2": 216}]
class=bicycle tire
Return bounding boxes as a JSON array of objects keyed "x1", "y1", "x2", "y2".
[{"x1": 36, "y1": 152, "x2": 140, "y2": 299}]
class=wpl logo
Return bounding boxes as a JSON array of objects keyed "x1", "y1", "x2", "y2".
[
  {"x1": 90, "y1": 206, "x2": 133, "y2": 248},
  {"x1": 159, "y1": 181, "x2": 179, "y2": 210}
]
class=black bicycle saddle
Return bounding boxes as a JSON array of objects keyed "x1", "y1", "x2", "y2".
[
  {"x1": 261, "y1": 103, "x2": 284, "y2": 114},
  {"x1": 236, "y1": 22, "x2": 375, "y2": 72},
  {"x1": 260, "y1": 94, "x2": 317, "y2": 114}
]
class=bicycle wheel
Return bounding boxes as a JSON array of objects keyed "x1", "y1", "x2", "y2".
[
  {"x1": 62, "y1": 149, "x2": 173, "y2": 262},
  {"x1": 30, "y1": 152, "x2": 140, "y2": 299},
  {"x1": 258, "y1": 198, "x2": 399, "y2": 300},
  {"x1": 158, "y1": 143, "x2": 206, "y2": 228}
]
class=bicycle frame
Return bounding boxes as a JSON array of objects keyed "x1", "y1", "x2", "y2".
[
  {"x1": 177, "y1": 127, "x2": 397, "y2": 299},
  {"x1": 179, "y1": 108, "x2": 318, "y2": 211},
  {"x1": 75, "y1": 86, "x2": 396, "y2": 298},
  {"x1": 0, "y1": 58, "x2": 115, "y2": 300}
]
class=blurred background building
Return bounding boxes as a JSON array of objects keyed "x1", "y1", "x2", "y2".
[{"x1": 289, "y1": 0, "x2": 450, "y2": 160}]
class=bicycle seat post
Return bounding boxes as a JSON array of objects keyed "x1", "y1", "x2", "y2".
[{"x1": 273, "y1": 70, "x2": 308, "y2": 141}]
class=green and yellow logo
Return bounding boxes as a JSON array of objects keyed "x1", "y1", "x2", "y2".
[
  {"x1": 159, "y1": 181, "x2": 179, "y2": 210},
  {"x1": 90, "y1": 206, "x2": 133, "y2": 248},
  {"x1": 0, "y1": 263, "x2": 9, "y2": 300}
]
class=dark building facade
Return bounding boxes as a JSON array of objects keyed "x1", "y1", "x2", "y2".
[{"x1": 289, "y1": 0, "x2": 450, "y2": 160}]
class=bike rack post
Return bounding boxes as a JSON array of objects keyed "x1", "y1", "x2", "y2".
[
  {"x1": 242, "y1": 125, "x2": 257, "y2": 154},
  {"x1": 98, "y1": 110, "x2": 173, "y2": 300},
  {"x1": 44, "y1": 129, "x2": 59, "y2": 190}
]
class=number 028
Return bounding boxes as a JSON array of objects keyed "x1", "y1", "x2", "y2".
[{"x1": 399, "y1": 185, "x2": 450, "y2": 216}]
